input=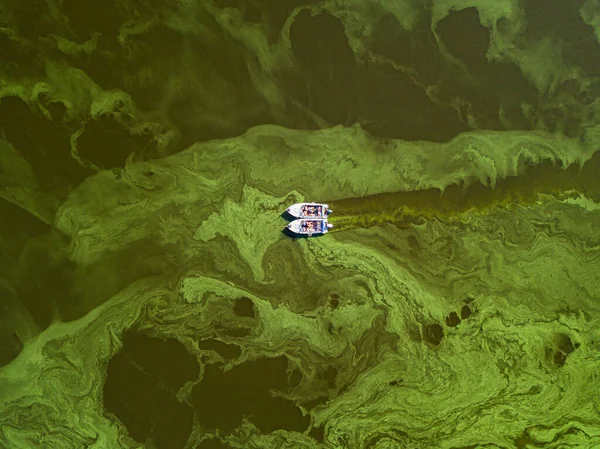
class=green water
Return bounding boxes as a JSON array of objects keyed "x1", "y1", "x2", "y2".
[{"x1": 1, "y1": 1, "x2": 600, "y2": 448}]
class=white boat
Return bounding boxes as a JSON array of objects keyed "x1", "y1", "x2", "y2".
[
  {"x1": 286, "y1": 202, "x2": 332, "y2": 219},
  {"x1": 286, "y1": 219, "x2": 333, "y2": 236}
]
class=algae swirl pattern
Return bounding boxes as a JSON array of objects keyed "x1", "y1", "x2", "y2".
[{"x1": 1, "y1": 0, "x2": 600, "y2": 448}]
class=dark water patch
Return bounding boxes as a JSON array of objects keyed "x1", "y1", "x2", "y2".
[
  {"x1": 241, "y1": 0, "x2": 319, "y2": 45},
  {"x1": 368, "y1": 8, "x2": 539, "y2": 134},
  {"x1": 460, "y1": 305, "x2": 472, "y2": 320},
  {"x1": 194, "y1": 437, "x2": 232, "y2": 449},
  {"x1": 428, "y1": 60, "x2": 535, "y2": 133},
  {"x1": 61, "y1": 0, "x2": 123, "y2": 41},
  {"x1": 5, "y1": 0, "x2": 64, "y2": 40},
  {"x1": 289, "y1": 369, "x2": 302, "y2": 388},
  {"x1": 63, "y1": 24, "x2": 174, "y2": 95},
  {"x1": 77, "y1": 114, "x2": 151, "y2": 168},
  {"x1": 38, "y1": 93, "x2": 68, "y2": 123},
  {"x1": 0, "y1": 329, "x2": 22, "y2": 368},
  {"x1": 263, "y1": 0, "x2": 310, "y2": 45},
  {"x1": 329, "y1": 293, "x2": 340, "y2": 308},
  {"x1": 103, "y1": 331, "x2": 196, "y2": 449},
  {"x1": 359, "y1": 63, "x2": 467, "y2": 141},
  {"x1": 64, "y1": 22, "x2": 179, "y2": 97},
  {"x1": 124, "y1": 25, "x2": 184, "y2": 110},
  {"x1": 67, "y1": 49, "x2": 126, "y2": 93},
  {"x1": 0, "y1": 96, "x2": 92, "y2": 193},
  {"x1": 545, "y1": 344, "x2": 570, "y2": 369},
  {"x1": 366, "y1": 9, "x2": 442, "y2": 86},
  {"x1": 550, "y1": 333, "x2": 576, "y2": 368},
  {"x1": 436, "y1": 7, "x2": 489, "y2": 70},
  {"x1": 198, "y1": 339, "x2": 241, "y2": 360},
  {"x1": 514, "y1": 428, "x2": 539, "y2": 449},
  {"x1": 423, "y1": 323, "x2": 444, "y2": 346},
  {"x1": 13, "y1": 233, "x2": 76, "y2": 330},
  {"x1": 185, "y1": 11, "x2": 252, "y2": 78},
  {"x1": 553, "y1": 350, "x2": 567, "y2": 367},
  {"x1": 301, "y1": 395, "x2": 329, "y2": 410},
  {"x1": 567, "y1": 38, "x2": 600, "y2": 76},
  {"x1": 321, "y1": 366, "x2": 338, "y2": 389},
  {"x1": 162, "y1": 16, "x2": 270, "y2": 150},
  {"x1": 366, "y1": 11, "x2": 413, "y2": 66},
  {"x1": 367, "y1": 6, "x2": 520, "y2": 135},
  {"x1": 442, "y1": 72, "x2": 507, "y2": 130},
  {"x1": 189, "y1": 355, "x2": 309, "y2": 434},
  {"x1": 523, "y1": 0, "x2": 589, "y2": 43},
  {"x1": 556, "y1": 333, "x2": 575, "y2": 354},
  {"x1": 232, "y1": 296, "x2": 255, "y2": 318},
  {"x1": 166, "y1": 79, "x2": 243, "y2": 149},
  {"x1": 309, "y1": 424, "x2": 325, "y2": 443},
  {"x1": 289, "y1": 11, "x2": 356, "y2": 126},
  {"x1": 0, "y1": 286, "x2": 25, "y2": 367},
  {"x1": 525, "y1": 0, "x2": 600, "y2": 76},
  {"x1": 407, "y1": 235, "x2": 420, "y2": 251},
  {"x1": 538, "y1": 103, "x2": 583, "y2": 137},
  {"x1": 120, "y1": 331, "x2": 200, "y2": 388},
  {"x1": 239, "y1": 1, "x2": 263, "y2": 23},
  {"x1": 0, "y1": 198, "x2": 50, "y2": 261},
  {"x1": 289, "y1": 11, "x2": 467, "y2": 141},
  {"x1": 329, "y1": 150, "x2": 600, "y2": 232},
  {"x1": 462, "y1": 61, "x2": 540, "y2": 131},
  {"x1": 491, "y1": 61, "x2": 539, "y2": 108},
  {"x1": 445, "y1": 312, "x2": 461, "y2": 327},
  {"x1": 0, "y1": 33, "x2": 45, "y2": 79},
  {"x1": 556, "y1": 78, "x2": 592, "y2": 104}
]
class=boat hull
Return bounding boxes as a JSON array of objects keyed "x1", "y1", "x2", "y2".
[
  {"x1": 286, "y1": 202, "x2": 332, "y2": 219},
  {"x1": 286, "y1": 219, "x2": 333, "y2": 236}
]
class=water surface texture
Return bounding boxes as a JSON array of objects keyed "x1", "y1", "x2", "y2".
[{"x1": 1, "y1": 1, "x2": 600, "y2": 448}]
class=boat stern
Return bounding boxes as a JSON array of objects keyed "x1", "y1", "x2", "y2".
[{"x1": 322, "y1": 220, "x2": 334, "y2": 233}]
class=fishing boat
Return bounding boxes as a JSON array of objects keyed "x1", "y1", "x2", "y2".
[
  {"x1": 286, "y1": 202, "x2": 332, "y2": 219},
  {"x1": 286, "y1": 219, "x2": 333, "y2": 236}
]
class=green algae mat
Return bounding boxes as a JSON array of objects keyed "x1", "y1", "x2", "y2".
[{"x1": 1, "y1": 1, "x2": 600, "y2": 448}]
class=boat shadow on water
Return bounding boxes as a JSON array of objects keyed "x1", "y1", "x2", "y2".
[
  {"x1": 281, "y1": 228, "x2": 311, "y2": 239},
  {"x1": 280, "y1": 211, "x2": 297, "y2": 221}
]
